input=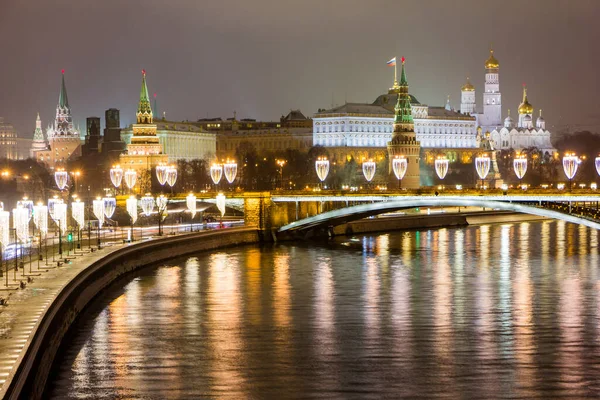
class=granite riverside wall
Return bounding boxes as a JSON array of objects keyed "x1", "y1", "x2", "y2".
[{"x1": 5, "y1": 227, "x2": 260, "y2": 400}]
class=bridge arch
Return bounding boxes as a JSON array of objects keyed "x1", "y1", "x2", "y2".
[{"x1": 278, "y1": 197, "x2": 600, "y2": 233}]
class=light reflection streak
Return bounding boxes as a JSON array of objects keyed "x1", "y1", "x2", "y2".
[
  {"x1": 498, "y1": 224, "x2": 513, "y2": 357},
  {"x1": 513, "y1": 245, "x2": 533, "y2": 394},
  {"x1": 184, "y1": 257, "x2": 201, "y2": 336},
  {"x1": 559, "y1": 272, "x2": 584, "y2": 394}
]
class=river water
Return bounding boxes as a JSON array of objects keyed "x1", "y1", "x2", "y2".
[{"x1": 48, "y1": 220, "x2": 600, "y2": 399}]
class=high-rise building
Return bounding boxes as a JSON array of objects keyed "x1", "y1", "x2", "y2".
[
  {"x1": 387, "y1": 59, "x2": 420, "y2": 189},
  {"x1": 119, "y1": 70, "x2": 168, "y2": 172},
  {"x1": 33, "y1": 71, "x2": 82, "y2": 168}
]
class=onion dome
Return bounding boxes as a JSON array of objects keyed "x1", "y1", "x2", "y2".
[
  {"x1": 518, "y1": 86, "x2": 534, "y2": 115},
  {"x1": 536, "y1": 109, "x2": 545, "y2": 129},
  {"x1": 485, "y1": 50, "x2": 499, "y2": 69},
  {"x1": 461, "y1": 77, "x2": 475, "y2": 91},
  {"x1": 504, "y1": 109, "x2": 514, "y2": 128}
]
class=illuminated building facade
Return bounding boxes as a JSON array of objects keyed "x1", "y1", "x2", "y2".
[{"x1": 0, "y1": 118, "x2": 18, "y2": 160}]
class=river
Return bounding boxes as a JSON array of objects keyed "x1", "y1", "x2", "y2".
[{"x1": 48, "y1": 220, "x2": 600, "y2": 399}]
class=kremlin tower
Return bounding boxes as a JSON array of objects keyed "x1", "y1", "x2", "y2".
[
  {"x1": 387, "y1": 58, "x2": 421, "y2": 188},
  {"x1": 30, "y1": 113, "x2": 47, "y2": 157},
  {"x1": 119, "y1": 70, "x2": 168, "y2": 174},
  {"x1": 33, "y1": 71, "x2": 81, "y2": 168}
]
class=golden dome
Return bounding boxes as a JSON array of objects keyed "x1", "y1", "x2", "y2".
[
  {"x1": 485, "y1": 50, "x2": 499, "y2": 69},
  {"x1": 518, "y1": 87, "x2": 534, "y2": 114},
  {"x1": 461, "y1": 77, "x2": 475, "y2": 91}
]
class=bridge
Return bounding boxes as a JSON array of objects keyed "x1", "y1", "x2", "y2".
[{"x1": 184, "y1": 191, "x2": 600, "y2": 237}]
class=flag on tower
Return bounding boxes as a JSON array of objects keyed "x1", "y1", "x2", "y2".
[{"x1": 386, "y1": 57, "x2": 396, "y2": 67}]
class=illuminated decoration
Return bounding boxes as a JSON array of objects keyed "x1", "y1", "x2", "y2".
[
  {"x1": 166, "y1": 165, "x2": 177, "y2": 187},
  {"x1": 71, "y1": 200, "x2": 85, "y2": 230},
  {"x1": 110, "y1": 165, "x2": 124, "y2": 188},
  {"x1": 513, "y1": 154, "x2": 528, "y2": 180},
  {"x1": 93, "y1": 198, "x2": 105, "y2": 228},
  {"x1": 216, "y1": 193, "x2": 226, "y2": 217},
  {"x1": 126, "y1": 196, "x2": 138, "y2": 224},
  {"x1": 0, "y1": 210, "x2": 9, "y2": 251},
  {"x1": 156, "y1": 164, "x2": 168, "y2": 186},
  {"x1": 186, "y1": 193, "x2": 197, "y2": 219},
  {"x1": 53, "y1": 203, "x2": 68, "y2": 234},
  {"x1": 103, "y1": 197, "x2": 116, "y2": 219},
  {"x1": 434, "y1": 157, "x2": 449, "y2": 180},
  {"x1": 48, "y1": 197, "x2": 63, "y2": 222},
  {"x1": 54, "y1": 169, "x2": 69, "y2": 191},
  {"x1": 124, "y1": 169, "x2": 137, "y2": 190},
  {"x1": 0, "y1": 202, "x2": 3, "y2": 211},
  {"x1": 392, "y1": 156, "x2": 408, "y2": 181},
  {"x1": 13, "y1": 206, "x2": 29, "y2": 243},
  {"x1": 224, "y1": 161, "x2": 238, "y2": 184},
  {"x1": 475, "y1": 154, "x2": 491, "y2": 180},
  {"x1": 362, "y1": 160, "x2": 376, "y2": 182},
  {"x1": 315, "y1": 157, "x2": 330, "y2": 182},
  {"x1": 595, "y1": 156, "x2": 600, "y2": 177},
  {"x1": 33, "y1": 204, "x2": 48, "y2": 236},
  {"x1": 562, "y1": 153, "x2": 580, "y2": 181},
  {"x1": 140, "y1": 195, "x2": 155, "y2": 216},
  {"x1": 156, "y1": 195, "x2": 168, "y2": 211},
  {"x1": 210, "y1": 164, "x2": 223, "y2": 185},
  {"x1": 17, "y1": 199, "x2": 34, "y2": 222}
]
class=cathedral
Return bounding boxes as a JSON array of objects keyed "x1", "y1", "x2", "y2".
[
  {"x1": 32, "y1": 71, "x2": 82, "y2": 169},
  {"x1": 464, "y1": 50, "x2": 556, "y2": 156}
]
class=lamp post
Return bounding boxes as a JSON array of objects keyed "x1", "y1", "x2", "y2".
[
  {"x1": 434, "y1": 156, "x2": 449, "y2": 192},
  {"x1": 71, "y1": 198, "x2": 85, "y2": 250},
  {"x1": 126, "y1": 196, "x2": 137, "y2": 242},
  {"x1": 140, "y1": 194, "x2": 154, "y2": 240},
  {"x1": 33, "y1": 203, "x2": 47, "y2": 266},
  {"x1": 124, "y1": 169, "x2": 137, "y2": 193},
  {"x1": 103, "y1": 197, "x2": 116, "y2": 242},
  {"x1": 315, "y1": 157, "x2": 330, "y2": 188},
  {"x1": 110, "y1": 165, "x2": 123, "y2": 195},
  {"x1": 156, "y1": 195, "x2": 168, "y2": 236},
  {"x1": 475, "y1": 154, "x2": 491, "y2": 190},
  {"x1": 562, "y1": 152, "x2": 580, "y2": 192},
  {"x1": 276, "y1": 159, "x2": 286, "y2": 190},
  {"x1": 48, "y1": 197, "x2": 65, "y2": 257},
  {"x1": 362, "y1": 160, "x2": 376, "y2": 188},
  {"x1": 513, "y1": 153, "x2": 528, "y2": 190},
  {"x1": 54, "y1": 169, "x2": 69, "y2": 192},
  {"x1": 186, "y1": 193, "x2": 197, "y2": 232},
  {"x1": 223, "y1": 161, "x2": 238, "y2": 189},
  {"x1": 210, "y1": 164, "x2": 223, "y2": 191},
  {"x1": 392, "y1": 155, "x2": 407, "y2": 190},
  {"x1": 92, "y1": 198, "x2": 104, "y2": 249}
]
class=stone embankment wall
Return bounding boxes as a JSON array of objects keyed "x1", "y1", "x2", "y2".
[{"x1": 6, "y1": 227, "x2": 259, "y2": 400}]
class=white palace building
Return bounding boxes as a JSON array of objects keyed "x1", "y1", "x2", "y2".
[{"x1": 313, "y1": 50, "x2": 555, "y2": 156}]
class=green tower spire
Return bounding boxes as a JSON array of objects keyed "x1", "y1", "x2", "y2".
[
  {"x1": 58, "y1": 70, "x2": 70, "y2": 110},
  {"x1": 394, "y1": 57, "x2": 413, "y2": 125},
  {"x1": 137, "y1": 70, "x2": 153, "y2": 124}
]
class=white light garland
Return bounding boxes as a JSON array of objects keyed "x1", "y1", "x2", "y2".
[
  {"x1": 33, "y1": 204, "x2": 48, "y2": 236},
  {"x1": 392, "y1": 156, "x2": 408, "y2": 181},
  {"x1": 103, "y1": 197, "x2": 116, "y2": 219},
  {"x1": 562, "y1": 153, "x2": 580, "y2": 180},
  {"x1": 126, "y1": 196, "x2": 138, "y2": 224},
  {"x1": 434, "y1": 157, "x2": 449, "y2": 180},
  {"x1": 13, "y1": 206, "x2": 29, "y2": 243},
  {"x1": 513, "y1": 155, "x2": 528, "y2": 180},
  {"x1": 315, "y1": 158, "x2": 330, "y2": 182},
  {"x1": 186, "y1": 193, "x2": 197, "y2": 219},
  {"x1": 140, "y1": 195, "x2": 154, "y2": 216},
  {"x1": 475, "y1": 155, "x2": 491, "y2": 180},
  {"x1": 362, "y1": 160, "x2": 376, "y2": 182},
  {"x1": 0, "y1": 211, "x2": 9, "y2": 250},
  {"x1": 124, "y1": 169, "x2": 137, "y2": 190},
  {"x1": 216, "y1": 193, "x2": 226, "y2": 217},
  {"x1": 156, "y1": 164, "x2": 168, "y2": 186},
  {"x1": 224, "y1": 161, "x2": 238, "y2": 184},
  {"x1": 210, "y1": 164, "x2": 223, "y2": 185},
  {"x1": 71, "y1": 200, "x2": 85, "y2": 230},
  {"x1": 110, "y1": 165, "x2": 124, "y2": 189},
  {"x1": 93, "y1": 199, "x2": 105, "y2": 228}
]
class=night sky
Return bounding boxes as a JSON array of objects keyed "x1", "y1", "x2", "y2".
[{"x1": 1, "y1": 0, "x2": 598, "y2": 138}]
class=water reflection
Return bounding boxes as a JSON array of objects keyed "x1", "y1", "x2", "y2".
[{"x1": 50, "y1": 221, "x2": 600, "y2": 399}]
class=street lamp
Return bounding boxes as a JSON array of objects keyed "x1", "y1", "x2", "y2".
[
  {"x1": 210, "y1": 164, "x2": 223, "y2": 190},
  {"x1": 223, "y1": 160, "x2": 238, "y2": 187},
  {"x1": 513, "y1": 153, "x2": 528, "y2": 189},
  {"x1": 434, "y1": 156, "x2": 449, "y2": 192},
  {"x1": 156, "y1": 164, "x2": 168, "y2": 186},
  {"x1": 124, "y1": 169, "x2": 137, "y2": 193},
  {"x1": 92, "y1": 198, "x2": 105, "y2": 248},
  {"x1": 315, "y1": 157, "x2": 330, "y2": 187},
  {"x1": 475, "y1": 154, "x2": 491, "y2": 189},
  {"x1": 54, "y1": 169, "x2": 68, "y2": 191},
  {"x1": 110, "y1": 165, "x2": 123, "y2": 195},
  {"x1": 362, "y1": 160, "x2": 376, "y2": 184},
  {"x1": 126, "y1": 196, "x2": 137, "y2": 242},
  {"x1": 276, "y1": 159, "x2": 286, "y2": 189},
  {"x1": 392, "y1": 155, "x2": 407, "y2": 189},
  {"x1": 562, "y1": 152, "x2": 580, "y2": 192}
]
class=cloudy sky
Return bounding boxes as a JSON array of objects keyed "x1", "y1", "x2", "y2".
[{"x1": 1, "y1": 0, "x2": 598, "y2": 137}]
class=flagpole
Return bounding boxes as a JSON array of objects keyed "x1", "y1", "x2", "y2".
[{"x1": 395, "y1": 60, "x2": 397, "y2": 83}]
